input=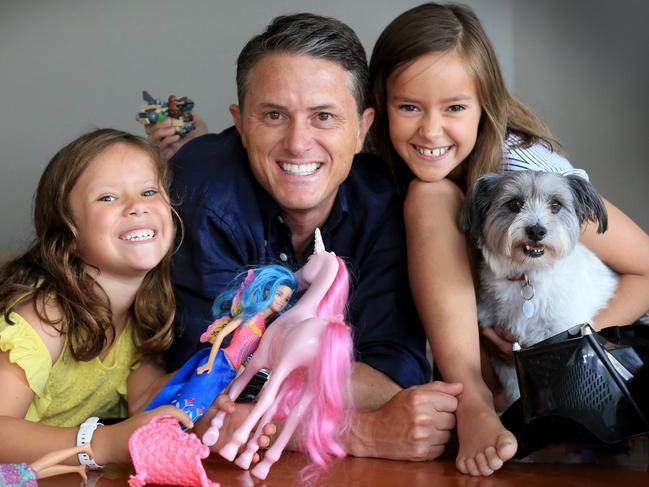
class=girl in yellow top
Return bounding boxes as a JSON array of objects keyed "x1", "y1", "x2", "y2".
[{"x1": 0, "y1": 129, "x2": 191, "y2": 468}]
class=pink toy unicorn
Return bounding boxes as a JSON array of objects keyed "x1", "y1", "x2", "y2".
[{"x1": 202, "y1": 228, "x2": 355, "y2": 480}]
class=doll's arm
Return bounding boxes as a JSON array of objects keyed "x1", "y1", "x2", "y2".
[
  {"x1": 196, "y1": 317, "x2": 242, "y2": 375},
  {"x1": 582, "y1": 198, "x2": 649, "y2": 328}
]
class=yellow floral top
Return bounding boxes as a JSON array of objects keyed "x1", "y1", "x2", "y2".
[{"x1": 0, "y1": 311, "x2": 136, "y2": 426}]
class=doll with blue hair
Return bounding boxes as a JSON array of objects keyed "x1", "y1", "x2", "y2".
[{"x1": 146, "y1": 265, "x2": 298, "y2": 422}]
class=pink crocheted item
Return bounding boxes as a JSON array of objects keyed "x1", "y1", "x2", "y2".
[{"x1": 128, "y1": 415, "x2": 218, "y2": 487}]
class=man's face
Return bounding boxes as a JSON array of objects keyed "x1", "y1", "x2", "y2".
[{"x1": 231, "y1": 53, "x2": 374, "y2": 223}]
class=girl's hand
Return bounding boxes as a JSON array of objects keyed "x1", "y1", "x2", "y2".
[
  {"x1": 481, "y1": 326, "x2": 518, "y2": 365},
  {"x1": 92, "y1": 406, "x2": 193, "y2": 465}
]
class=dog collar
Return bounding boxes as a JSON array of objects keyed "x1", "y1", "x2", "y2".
[{"x1": 507, "y1": 273, "x2": 527, "y2": 281}]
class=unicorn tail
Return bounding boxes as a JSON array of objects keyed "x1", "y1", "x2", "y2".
[{"x1": 302, "y1": 318, "x2": 354, "y2": 472}]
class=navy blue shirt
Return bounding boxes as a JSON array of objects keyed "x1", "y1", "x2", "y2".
[{"x1": 166, "y1": 127, "x2": 431, "y2": 388}]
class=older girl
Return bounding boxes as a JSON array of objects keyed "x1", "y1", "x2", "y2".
[{"x1": 369, "y1": 2, "x2": 649, "y2": 476}]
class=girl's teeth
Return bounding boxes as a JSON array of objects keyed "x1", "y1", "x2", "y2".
[
  {"x1": 122, "y1": 229, "x2": 155, "y2": 241},
  {"x1": 281, "y1": 162, "x2": 320, "y2": 176},
  {"x1": 416, "y1": 146, "x2": 449, "y2": 157}
]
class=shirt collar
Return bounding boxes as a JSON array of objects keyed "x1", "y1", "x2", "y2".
[{"x1": 257, "y1": 177, "x2": 350, "y2": 236}]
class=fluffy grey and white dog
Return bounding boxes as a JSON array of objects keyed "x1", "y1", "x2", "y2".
[{"x1": 459, "y1": 171, "x2": 618, "y2": 408}]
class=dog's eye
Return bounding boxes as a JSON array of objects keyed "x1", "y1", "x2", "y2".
[
  {"x1": 550, "y1": 200, "x2": 562, "y2": 214},
  {"x1": 507, "y1": 199, "x2": 523, "y2": 213}
]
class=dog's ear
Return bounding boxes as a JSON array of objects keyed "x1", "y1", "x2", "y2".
[
  {"x1": 459, "y1": 172, "x2": 502, "y2": 241},
  {"x1": 566, "y1": 175, "x2": 608, "y2": 233}
]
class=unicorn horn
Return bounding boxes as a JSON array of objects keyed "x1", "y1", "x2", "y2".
[{"x1": 314, "y1": 227, "x2": 325, "y2": 254}]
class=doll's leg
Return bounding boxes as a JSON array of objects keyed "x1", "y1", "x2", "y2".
[
  {"x1": 235, "y1": 398, "x2": 280, "y2": 470},
  {"x1": 250, "y1": 391, "x2": 312, "y2": 480},
  {"x1": 30, "y1": 444, "x2": 92, "y2": 472},
  {"x1": 36, "y1": 464, "x2": 88, "y2": 482},
  {"x1": 219, "y1": 365, "x2": 291, "y2": 461}
]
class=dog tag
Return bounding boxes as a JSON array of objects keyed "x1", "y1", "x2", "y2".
[{"x1": 522, "y1": 299, "x2": 535, "y2": 318}]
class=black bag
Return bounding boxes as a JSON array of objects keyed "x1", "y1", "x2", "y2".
[{"x1": 502, "y1": 322, "x2": 649, "y2": 457}]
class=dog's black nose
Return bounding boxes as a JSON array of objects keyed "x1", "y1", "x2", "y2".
[{"x1": 526, "y1": 224, "x2": 547, "y2": 242}]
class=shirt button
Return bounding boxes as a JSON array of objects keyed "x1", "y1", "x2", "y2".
[
  {"x1": 279, "y1": 252, "x2": 288, "y2": 262},
  {"x1": 277, "y1": 215, "x2": 284, "y2": 224}
]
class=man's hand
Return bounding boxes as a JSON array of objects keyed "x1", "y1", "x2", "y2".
[
  {"x1": 145, "y1": 112, "x2": 208, "y2": 160},
  {"x1": 348, "y1": 381, "x2": 463, "y2": 461},
  {"x1": 481, "y1": 326, "x2": 518, "y2": 365}
]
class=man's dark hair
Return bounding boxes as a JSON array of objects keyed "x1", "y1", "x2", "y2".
[{"x1": 236, "y1": 13, "x2": 369, "y2": 115}]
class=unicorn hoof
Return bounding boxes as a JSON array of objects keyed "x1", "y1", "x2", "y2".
[
  {"x1": 235, "y1": 449, "x2": 256, "y2": 470},
  {"x1": 202, "y1": 429, "x2": 220, "y2": 446},
  {"x1": 219, "y1": 443, "x2": 239, "y2": 462},
  {"x1": 251, "y1": 461, "x2": 271, "y2": 480}
]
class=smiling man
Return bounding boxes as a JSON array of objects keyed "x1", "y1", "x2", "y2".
[{"x1": 147, "y1": 13, "x2": 462, "y2": 461}]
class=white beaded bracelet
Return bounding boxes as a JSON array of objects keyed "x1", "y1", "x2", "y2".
[{"x1": 76, "y1": 416, "x2": 105, "y2": 470}]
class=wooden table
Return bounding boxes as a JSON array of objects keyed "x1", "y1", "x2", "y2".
[{"x1": 39, "y1": 438, "x2": 648, "y2": 487}]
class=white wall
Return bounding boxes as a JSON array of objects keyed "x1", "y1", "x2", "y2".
[
  {"x1": 6, "y1": 0, "x2": 644, "y2": 255},
  {"x1": 513, "y1": 0, "x2": 649, "y2": 231},
  {"x1": 0, "y1": 0, "x2": 513, "y2": 252}
]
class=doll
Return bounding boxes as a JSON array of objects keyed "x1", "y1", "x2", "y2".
[
  {"x1": 146, "y1": 265, "x2": 298, "y2": 423},
  {"x1": 0, "y1": 444, "x2": 90, "y2": 485}
]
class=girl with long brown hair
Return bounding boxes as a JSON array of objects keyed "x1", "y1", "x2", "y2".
[
  {"x1": 369, "y1": 2, "x2": 649, "y2": 476},
  {"x1": 0, "y1": 129, "x2": 191, "y2": 468}
]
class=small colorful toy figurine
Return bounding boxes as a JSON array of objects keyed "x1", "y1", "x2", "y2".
[
  {"x1": 0, "y1": 444, "x2": 90, "y2": 485},
  {"x1": 145, "y1": 265, "x2": 298, "y2": 423},
  {"x1": 136, "y1": 90, "x2": 196, "y2": 135},
  {"x1": 128, "y1": 414, "x2": 218, "y2": 487},
  {"x1": 203, "y1": 229, "x2": 355, "y2": 481}
]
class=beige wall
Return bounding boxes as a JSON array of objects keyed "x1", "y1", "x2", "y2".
[
  {"x1": 0, "y1": 0, "x2": 513, "y2": 252},
  {"x1": 513, "y1": 0, "x2": 649, "y2": 231}
]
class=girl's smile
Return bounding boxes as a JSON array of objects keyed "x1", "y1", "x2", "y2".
[
  {"x1": 69, "y1": 142, "x2": 174, "y2": 280},
  {"x1": 413, "y1": 143, "x2": 452, "y2": 159}
]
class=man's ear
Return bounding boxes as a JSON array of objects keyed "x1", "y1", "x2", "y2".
[
  {"x1": 230, "y1": 104, "x2": 246, "y2": 148},
  {"x1": 355, "y1": 107, "x2": 375, "y2": 153}
]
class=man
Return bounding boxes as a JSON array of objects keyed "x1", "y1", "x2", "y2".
[{"x1": 147, "y1": 13, "x2": 462, "y2": 461}]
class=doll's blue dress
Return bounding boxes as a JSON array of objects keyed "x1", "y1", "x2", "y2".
[{"x1": 146, "y1": 314, "x2": 266, "y2": 423}]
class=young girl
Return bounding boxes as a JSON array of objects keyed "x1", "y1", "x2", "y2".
[
  {"x1": 369, "y1": 2, "x2": 649, "y2": 476},
  {"x1": 0, "y1": 129, "x2": 191, "y2": 469},
  {"x1": 146, "y1": 265, "x2": 298, "y2": 423}
]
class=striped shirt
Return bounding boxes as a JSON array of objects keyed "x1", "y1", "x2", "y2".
[{"x1": 503, "y1": 133, "x2": 589, "y2": 180}]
